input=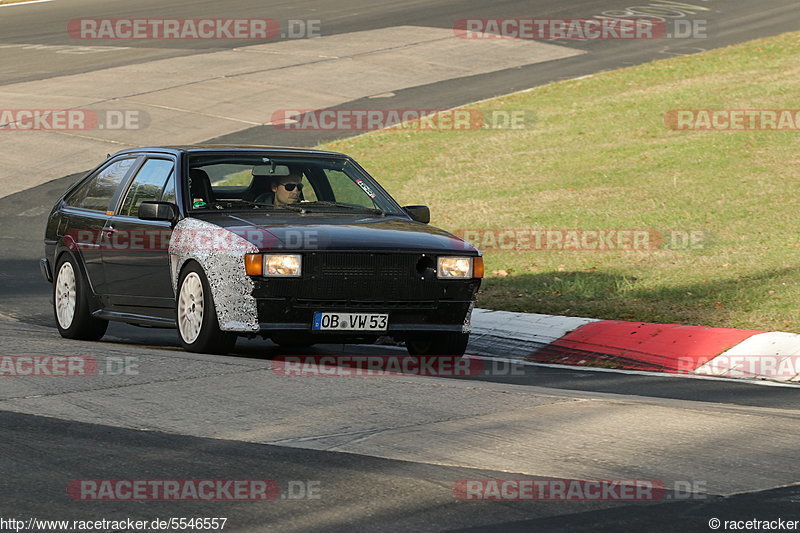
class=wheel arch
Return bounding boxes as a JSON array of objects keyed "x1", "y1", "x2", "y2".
[
  {"x1": 169, "y1": 218, "x2": 259, "y2": 333},
  {"x1": 53, "y1": 246, "x2": 100, "y2": 310}
]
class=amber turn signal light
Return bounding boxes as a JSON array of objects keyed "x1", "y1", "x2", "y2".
[
  {"x1": 474, "y1": 256, "x2": 484, "y2": 278},
  {"x1": 244, "y1": 254, "x2": 263, "y2": 276}
]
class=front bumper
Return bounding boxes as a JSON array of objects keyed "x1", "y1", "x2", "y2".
[{"x1": 254, "y1": 298, "x2": 474, "y2": 334}]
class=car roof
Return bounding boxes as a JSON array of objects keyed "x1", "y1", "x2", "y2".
[{"x1": 112, "y1": 145, "x2": 348, "y2": 158}]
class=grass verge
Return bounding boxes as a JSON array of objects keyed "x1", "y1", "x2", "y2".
[{"x1": 319, "y1": 32, "x2": 800, "y2": 332}]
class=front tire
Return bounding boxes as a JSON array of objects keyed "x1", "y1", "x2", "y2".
[
  {"x1": 53, "y1": 254, "x2": 108, "y2": 340},
  {"x1": 177, "y1": 262, "x2": 237, "y2": 355},
  {"x1": 405, "y1": 332, "x2": 469, "y2": 357}
]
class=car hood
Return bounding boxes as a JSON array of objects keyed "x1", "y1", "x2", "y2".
[{"x1": 187, "y1": 212, "x2": 477, "y2": 254}]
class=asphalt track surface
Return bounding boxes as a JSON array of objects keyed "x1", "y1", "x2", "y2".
[{"x1": 1, "y1": 1, "x2": 799, "y2": 531}]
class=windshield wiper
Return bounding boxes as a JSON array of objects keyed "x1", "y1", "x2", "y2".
[
  {"x1": 298, "y1": 201, "x2": 385, "y2": 215},
  {"x1": 231, "y1": 200, "x2": 276, "y2": 208},
  {"x1": 217, "y1": 199, "x2": 307, "y2": 212}
]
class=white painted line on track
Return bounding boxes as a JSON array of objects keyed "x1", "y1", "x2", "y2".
[{"x1": 0, "y1": 0, "x2": 54, "y2": 7}]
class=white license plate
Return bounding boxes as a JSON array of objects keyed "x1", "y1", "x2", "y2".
[{"x1": 312, "y1": 312, "x2": 388, "y2": 331}]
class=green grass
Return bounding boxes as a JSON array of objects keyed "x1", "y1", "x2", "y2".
[{"x1": 319, "y1": 32, "x2": 800, "y2": 332}]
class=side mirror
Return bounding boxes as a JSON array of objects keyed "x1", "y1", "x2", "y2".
[
  {"x1": 403, "y1": 205, "x2": 430, "y2": 224},
  {"x1": 139, "y1": 201, "x2": 178, "y2": 222}
]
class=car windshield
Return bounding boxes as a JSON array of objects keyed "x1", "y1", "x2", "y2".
[{"x1": 186, "y1": 153, "x2": 404, "y2": 216}]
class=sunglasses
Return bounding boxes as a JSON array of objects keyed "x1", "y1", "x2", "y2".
[{"x1": 279, "y1": 183, "x2": 304, "y2": 192}]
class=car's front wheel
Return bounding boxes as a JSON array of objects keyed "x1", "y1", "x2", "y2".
[
  {"x1": 53, "y1": 254, "x2": 108, "y2": 340},
  {"x1": 177, "y1": 262, "x2": 237, "y2": 355},
  {"x1": 405, "y1": 332, "x2": 469, "y2": 357}
]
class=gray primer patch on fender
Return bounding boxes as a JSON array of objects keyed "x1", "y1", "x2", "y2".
[{"x1": 169, "y1": 217, "x2": 259, "y2": 332}]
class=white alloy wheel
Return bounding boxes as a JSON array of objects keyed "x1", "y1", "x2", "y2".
[
  {"x1": 55, "y1": 261, "x2": 77, "y2": 329},
  {"x1": 178, "y1": 271, "x2": 205, "y2": 345}
]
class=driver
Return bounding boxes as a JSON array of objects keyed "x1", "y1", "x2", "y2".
[{"x1": 271, "y1": 172, "x2": 304, "y2": 206}]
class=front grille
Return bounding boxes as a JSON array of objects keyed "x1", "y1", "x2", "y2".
[
  {"x1": 294, "y1": 299, "x2": 437, "y2": 309},
  {"x1": 266, "y1": 252, "x2": 435, "y2": 301},
  {"x1": 317, "y1": 253, "x2": 411, "y2": 278}
]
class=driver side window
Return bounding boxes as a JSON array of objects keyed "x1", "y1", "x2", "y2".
[{"x1": 118, "y1": 159, "x2": 175, "y2": 217}]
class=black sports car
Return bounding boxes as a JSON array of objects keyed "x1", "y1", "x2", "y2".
[{"x1": 41, "y1": 146, "x2": 483, "y2": 355}]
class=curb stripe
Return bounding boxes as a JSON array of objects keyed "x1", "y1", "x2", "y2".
[
  {"x1": 540, "y1": 320, "x2": 764, "y2": 372},
  {"x1": 469, "y1": 309, "x2": 799, "y2": 383},
  {"x1": 694, "y1": 332, "x2": 800, "y2": 381},
  {"x1": 468, "y1": 309, "x2": 598, "y2": 358}
]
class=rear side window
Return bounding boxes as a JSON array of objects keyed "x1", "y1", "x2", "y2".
[
  {"x1": 118, "y1": 159, "x2": 175, "y2": 217},
  {"x1": 66, "y1": 158, "x2": 136, "y2": 212}
]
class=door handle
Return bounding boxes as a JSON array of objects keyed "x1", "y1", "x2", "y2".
[{"x1": 103, "y1": 226, "x2": 117, "y2": 244}]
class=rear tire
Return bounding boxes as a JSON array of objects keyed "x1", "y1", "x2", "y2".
[
  {"x1": 177, "y1": 262, "x2": 237, "y2": 355},
  {"x1": 53, "y1": 254, "x2": 108, "y2": 341},
  {"x1": 405, "y1": 332, "x2": 469, "y2": 357}
]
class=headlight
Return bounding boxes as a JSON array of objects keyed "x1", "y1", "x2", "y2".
[
  {"x1": 437, "y1": 256, "x2": 473, "y2": 279},
  {"x1": 264, "y1": 254, "x2": 302, "y2": 277}
]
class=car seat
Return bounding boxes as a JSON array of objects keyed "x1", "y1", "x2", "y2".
[{"x1": 188, "y1": 168, "x2": 214, "y2": 206}]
